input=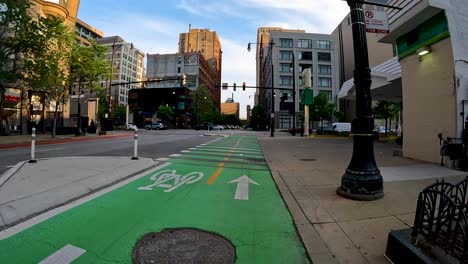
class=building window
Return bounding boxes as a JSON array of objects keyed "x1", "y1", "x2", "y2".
[
  {"x1": 299, "y1": 64, "x2": 312, "y2": 73},
  {"x1": 347, "y1": 16, "x2": 351, "y2": 26},
  {"x1": 298, "y1": 51, "x2": 312, "y2": 61},
  {"x1": 280, "y1": 51, "x2": 293, "y2": 60},
  {"x1": 280, "y1": 76, "x2": 293, "y2": 86},
  {"x1": 178, "y1": 57, "x2": 182, "y2": 64},
  {"x1": 318, "y1": 77, "x2": 332, "y2": 87},
  {"x1": 297, "y1": 39, "x2": 312, "y2": 48},
  {"x1": 318, "y1": 65, "x2": 332, "y2": 75},
  {"x1": 177, "y1": 67, "x2": 181, "y2": 73},
  {"x1": 317, "y1": 52, "x2": 331, "y2": 62},
  {"x1": 317, "y1": 40, "x2": 331, "y2": 49},
  {"x1": 319, "y1": 90, "x2": 332, "y2": 101},
  {"x1": 280, "y1": 63, "x2": 292, "y2": 72},
  {"x1": 280, "y1": 38, "x2": 293, "y2": 48}
]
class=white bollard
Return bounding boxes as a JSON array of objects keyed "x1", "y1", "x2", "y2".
[
  {"x1": 132, "y1": 128, "x2": 139, "y2": 160},
  {"x1": 29, "y1": 127, "x2": 37, "y2": 163}
]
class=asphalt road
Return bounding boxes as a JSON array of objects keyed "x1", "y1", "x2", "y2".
[{"x1": 0, "y1": 129, "x2": 230, "y2": 175}]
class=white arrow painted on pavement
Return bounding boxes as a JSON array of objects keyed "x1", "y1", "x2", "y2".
[{"x1": 228, "y1": 176, "x2": 259, "y2": 200}]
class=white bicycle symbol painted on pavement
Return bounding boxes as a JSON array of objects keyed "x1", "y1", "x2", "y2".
[{"x1": 138, "y1": 170, "x2": 204, "y2": 192}]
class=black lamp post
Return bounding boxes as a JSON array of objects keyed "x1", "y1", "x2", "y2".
[
  {"x1": 291, "y1": 52, "x2": 296, "y2": 136},
  {"x1": 337, "y1": 0, "x2": 384, "y2": 200}
]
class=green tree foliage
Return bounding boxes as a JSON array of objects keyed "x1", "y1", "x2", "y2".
[
  {"x1": 0, "y1": 0, "x2": 34, "y2": 84},
  {"x1": 194, "y1": 85, "x2": 215, "y2": 123},
  {"x1": 157, "y1": 105, "x2": 174, "y2": 122},
  {"x1": 19, "y1": 16, "x2": 74, "y2": 137},
  {"x1": 223, "y1": 114, "x2": 240, "y2": 126},
  {"x1": 372, "y1": 100, "x2": 399, "y2": 135},
  {"x1": 114, "y1": 105, "x2": 126, "y2": 120},
  {"x1": 310, "y1": 93, "x2": 335, "y2": 129},
  {"x1": 250, "y1": 105, "x2": 267, "y2": 131},
  {"x1": 333, "y1": 111, "x2": 345, "y2": 122}
]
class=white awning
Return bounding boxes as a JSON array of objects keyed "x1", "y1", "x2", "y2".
[{"x1": 339, "y1": 57, "x2": 402, "y2": 100}]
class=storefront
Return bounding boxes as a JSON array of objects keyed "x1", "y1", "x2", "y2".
[{"x1": 1, "y1": 88, "x2": 22, "y2": 135}]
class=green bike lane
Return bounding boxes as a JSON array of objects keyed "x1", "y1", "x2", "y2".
[{"x1": 0, "y1": 135, "x2": 308, "y2": 263}]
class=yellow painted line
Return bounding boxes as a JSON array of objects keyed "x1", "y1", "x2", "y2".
[{"x1": 206, "y1": 138, "x2": 242, "y2": 185}]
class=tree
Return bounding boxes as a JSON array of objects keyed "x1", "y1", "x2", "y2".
[
  {"x1": 157, "y1": 105, "x2": 174, "y2": 123},
  {"x1": 223, "y1": 114, "x2": 240, "y2": 126},
  {"x1": 68, "y1": 42, "x2": 110, "y2": 135},
  {"x1": 310, "y1": 93, "x2": 335, "y2": 130},
  {"x1": 21, "y1": 16, "x2": 74, "y2": 137},
  {"x1": 114, "y1": 105, "x2": 126, "y2": 121},
  {"x1": 372, "y1": 100, "x2": 398, "y2": 135},
  {"x1": 250, "y1": 105, "x2": 266, "y2": 131},
  {"x1": 194, "y1": 85, "x2": 215, "y2": 124},
  {"x1": 0, "y1": 0, "x2": 35, "y2": 84},
  {"x1": 333, "y1": 111, "x2": 345, "y2": 122}
]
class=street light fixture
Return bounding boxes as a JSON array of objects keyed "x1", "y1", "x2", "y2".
[
  {"x1": 247, "y1": 41, "x2": 275, "y2": 137},
  {"x1": 337, "y1": 0, "x2": 384, "y2": 200}
]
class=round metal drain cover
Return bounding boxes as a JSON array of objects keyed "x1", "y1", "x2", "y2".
[{"x1": 132, "y1": 228, "x2": 236, "y2": 264}]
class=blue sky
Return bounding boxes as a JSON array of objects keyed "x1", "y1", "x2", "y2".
[{"x1": 78, "y1": 0, "x2": 350, "y2": 119}]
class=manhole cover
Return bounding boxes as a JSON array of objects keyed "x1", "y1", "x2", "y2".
[
  {"x1": 300, "y1": 158, "x2": 316, "y2": 161},
  {"x1": 132, "y1": 228, "x2": 236, "y2": 264}
]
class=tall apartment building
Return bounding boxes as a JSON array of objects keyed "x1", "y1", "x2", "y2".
[
  {"x1": 332, "y1": 0, "x2": 395, "y2": 121},
  {"x1": 263, "y1": 32, "x2": 339, "y2": 129},
  {"x1": 75, "y1": 18, "x2": 103, "y2": 45},
  {"x1": 255, "y1": 27, "x2": 306, "y2": 106},
  {"x1": 95, "y1": 36, "x2": 145, "y2": 107},
  {"x1": 178, "y1": 28, "x2": 222, "y2": 110},
  {"x1": 30, "y1": 0, "x2": 80, "y2": 27}
]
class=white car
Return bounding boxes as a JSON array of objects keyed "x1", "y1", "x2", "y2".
[
  {"x1": 127, "y1": 123, "x2": 137, "y2": 130},
  {"x1": 212, "y1": 125, "x2": 224, "y2": 130}
]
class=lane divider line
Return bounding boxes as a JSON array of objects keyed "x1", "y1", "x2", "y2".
[{"x1": 206, "y1": 137, "x2": 243, "y2": 185}]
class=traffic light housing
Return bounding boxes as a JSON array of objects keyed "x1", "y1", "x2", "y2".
[
  {"x1": 182, "y1": 74, "x2": 186, "y2": 86},
  {"x1": 242, "y1": 82, "x2": 246, "y2": 91},
  {"x1": 233, "y1": 83, "x2": 236, "y2": 91}
]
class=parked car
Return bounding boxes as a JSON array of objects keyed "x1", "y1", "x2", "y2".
[
  {"x1": 127, "y1": 123, "x2": 137, "y2": 130},
  {"x1": 213, "y1": 125, "x2": 224, "y2": 130},
  {"x1": 144, "y1": 122, "x2": 164, "y2": 130},
  {"x1": 194, "y1": 123, "x2": 213, "y2": 130}
]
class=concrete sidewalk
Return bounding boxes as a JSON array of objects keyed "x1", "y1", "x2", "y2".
[
  {"x1": 258, "y1": 133, "x2": 466, "y2": 263},
  {"x1": 0, "y1": 156, "x2": 158, "y2": 230}
]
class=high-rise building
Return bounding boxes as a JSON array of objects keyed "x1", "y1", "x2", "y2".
[
  {"x1": 95, "y1": 36, "x2": 145, "y2": 107},
  {"x1": 246, "y1": 105, "x2": 251, "y2": 122},
  {"x1": 178, "y1": 28, "x2": 222, "y2": 111},
  {"x1": 255, "y1": 27, "x2": 306, "y2": 106},
  {"x1": 262, "y1": 31, "x2": 339, "y2": 129},
  {"x1": 332, "y1": 1, "x2": 395, "y2": 121},
  {"x1": 75, "y1": 18, "x2": 103, "y2": 45},
  {"x1": 221, "y1": 100, "x2": 240, "y2": 119}
]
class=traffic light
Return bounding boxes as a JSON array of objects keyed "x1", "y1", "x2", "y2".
[
  {"x1": 242, "y1": 82, "x2": 246, "y2": 91},
  {"x1": 182, "y1": 74, "x2": 186, "y2": 86},
  {"x1": 233, "y1": 83, "x2": 236, "y2": 91}
]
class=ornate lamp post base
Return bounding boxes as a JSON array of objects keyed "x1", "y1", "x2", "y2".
[{"x1": 337, "y1": 171, "x2": 384, "y2": 201}]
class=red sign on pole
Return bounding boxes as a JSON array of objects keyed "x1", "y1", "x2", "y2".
[{"x1": 364, "y1": 9, "x2": 390, "y2": 34}]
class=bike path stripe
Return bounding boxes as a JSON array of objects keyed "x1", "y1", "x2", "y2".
[
  {"x1": 186, "y1": 150, "x2": 264, "y2": 159},
  {"x1": 197, "y1": 145, "x2": 262, "y2": 151},
  {"x1": 39, "y1": 244, "x2": 86, "y2": 264},
  {"x1": 167, "y1": 159, "x2": 270, "y2": 172},
  {"x1": 179, "y1": 154, "x2": 265, "y2": 164},
  {"x1": 195, "y1": 146, "x2": 262, "y2": 154},
  {"x1": 206, "y1": 137, "x2": 243, "y2": 185}
]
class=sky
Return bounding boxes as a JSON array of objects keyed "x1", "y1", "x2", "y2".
[{"x1": 77, "y1": 0, "x2": 351, "y2": 119}]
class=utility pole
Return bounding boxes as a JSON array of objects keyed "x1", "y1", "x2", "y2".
[{"x1": 337, "y1": 0, "x2": 384, "y2": 201}]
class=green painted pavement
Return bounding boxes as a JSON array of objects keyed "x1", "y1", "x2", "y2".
[{"x1": 0, "y1": 135, "x2": 308, "y2": 263}]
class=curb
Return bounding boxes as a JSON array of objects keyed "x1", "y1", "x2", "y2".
[
  {"x1": 0, "y1": 161, "x2": 26, "y2": 188},
  {"x1": 0, "y1": 133, "x2": 132, "y2": 150}
]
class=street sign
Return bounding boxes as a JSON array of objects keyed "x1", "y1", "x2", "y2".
[
  {"x1": 364, "y1": 9, "x2": 390, "y2": 34},
  {"x1": 222, "y1": 83, "x2": 228, "y2": 90}
]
